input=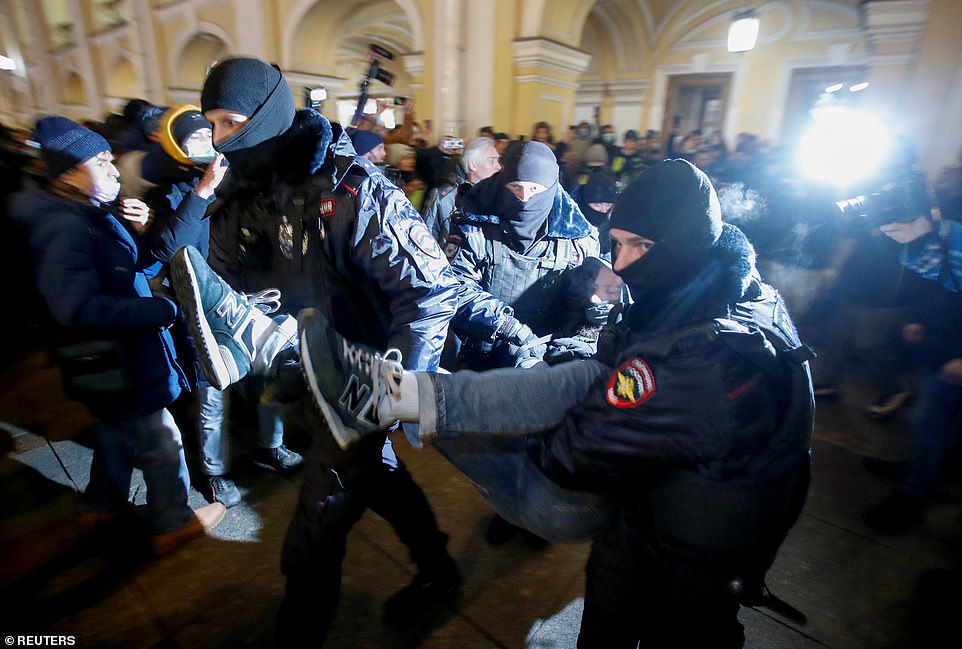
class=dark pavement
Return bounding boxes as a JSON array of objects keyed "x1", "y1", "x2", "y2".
[{"x1": 1, "y1": 341, "x2": 960, "y2": 648}]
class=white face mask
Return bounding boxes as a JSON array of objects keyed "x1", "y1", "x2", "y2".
[
  {"x1": 68, "y1": 153, "x2": 121, "y2": 204},
  {"x1": 183, "y1": 128, "x2": 216, "y2": 164}
]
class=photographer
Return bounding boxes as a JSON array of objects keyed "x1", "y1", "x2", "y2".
[{"x1": 856, "y1": 202, "x2": 962, "y2": 533}]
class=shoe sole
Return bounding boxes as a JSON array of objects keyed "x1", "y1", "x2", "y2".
[
  {"x1": 299, "y1": 310, "x2": 361, "y2": 450},
  {"x1": 171, "y1": 249, "x2": 236, "y2": 390}
]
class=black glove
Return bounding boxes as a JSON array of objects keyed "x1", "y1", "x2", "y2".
[{"x1": 544, "y1": 336, "x2": 597, "y2": 364}]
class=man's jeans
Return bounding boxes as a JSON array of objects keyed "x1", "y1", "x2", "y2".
[
  {"x1": 84, "y1": 409, "x2": 193, "y2": 534},
  {"x1": 903, "y1": 368, "x2": 962, "y2": 498},
  {"x1": 420, "y1": 359, "x2": 615, "y2": 542},
  {"x1": 198, "y1": 384, "x2": 285, "y2": 476}
]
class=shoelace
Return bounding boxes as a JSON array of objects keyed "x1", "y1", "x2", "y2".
[
  {"x1": 244, "y1": 288, "x2": 282, "y2": 315},
  {"x1": 371, "y1": 348, "x2": 404, "y2": 423}
]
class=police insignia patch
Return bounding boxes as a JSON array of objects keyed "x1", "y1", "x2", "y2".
[
  {"x1": 606, "y1": 358, "x2": 656, "y2": 408},
  {"x1": 319, "y1": 198, "x2": 336, "y2": 218},
  {"x1": 409, "y1": 223, "x2": 442, "y2": 259},
  {"x1": 444, "y1": 232, "x2": 462, "y2": 261}
]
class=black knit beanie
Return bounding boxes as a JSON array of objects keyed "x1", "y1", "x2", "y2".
[
  {"x1": 34, "y1": 115, "x2": 111, "y2": 178},
  {"x1": 171, "y1": 109, "x2": 209, "y2": 148},
  {"x1": 610, "y1": 158, "x2": 721, "y2": 249},
  {"x1": 200, "y1": 57, "x2": 295, "y2": 154},
  {"x1": 609, "y1": 158, "x2": 722, "y2": 298}
]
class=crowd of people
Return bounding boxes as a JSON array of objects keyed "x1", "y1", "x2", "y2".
[{"x1": 1, "y1": 53, "x2": 961, "y2": 648}]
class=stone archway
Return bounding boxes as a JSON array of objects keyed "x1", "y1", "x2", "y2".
[
  {"x1": 63, "y1": 70, "x2": 86, "y2": 105},
  {"x1": 105, "y1": 56, "x2": 141, "y2": 101},
  {"x1": 286, "y1": 0, "x2": 420, "y2": 127},
  {"x1": 171, "y1": 31, "x2": 231, "y2": 91}
]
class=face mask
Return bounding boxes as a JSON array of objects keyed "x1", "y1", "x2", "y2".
[
  {"x1": 183, "y1": 130, "x2": 217, "y2": 165},
  {"x1": 91, "y1": 176, "x2": 121, "y2": 204},
  {"x1": 576, "y1": 128, "x2": 590, "y2": 138},
  {"x1": 601, "y1": 133, "x2": 615, "y2": 144}
]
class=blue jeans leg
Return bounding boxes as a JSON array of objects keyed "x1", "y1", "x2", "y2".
[
  {"x1": 902, "y1": 369, "x2": 962, "y2": 498},
  {"x1": 127, "y1": 409, "x2": 193, "y2": 534},
  {"x1": 426, "y1": 359, "x2": 614, "y2": 542},
  {"x1": 198, "y1": 385, "x2": 228, "y2": 476},
  {"x1": 83, "y1": 419, "x2": 136, "y2": 513},
  {"x1": 257, "y1": 400, "x2": 285, "y2": 450}
]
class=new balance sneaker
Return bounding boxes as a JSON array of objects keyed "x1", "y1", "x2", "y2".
[
  {"x1": 208, "y1": 475, "x2": 242, "y2": 508},
  {"x1": 170, "y1": 246, "x2": 291, "y2": 390},
  {"x1": 298, "y1": 308, "x2": 403, "y2": 450}
]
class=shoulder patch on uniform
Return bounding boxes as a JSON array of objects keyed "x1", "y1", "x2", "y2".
[
  {"x1": 319, "y1": 198, "x2": 337, "y2": 219},
  {"x1": 443, "y1": 232, "x2": 463, "y2": 261},
  {"x1": 606, "y1": 358, "x2": 656, "y2": 408},
  {"x1": 409, "y1": 222, "x2": 442, "y2": 259}
]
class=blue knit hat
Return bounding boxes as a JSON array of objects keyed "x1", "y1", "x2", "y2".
[
  {"x1": 350, "y1": 129, "x2": 383, "y2": 156},
  {"x1": 34, "y1": 115, "x2": 111, "y2": 178}
]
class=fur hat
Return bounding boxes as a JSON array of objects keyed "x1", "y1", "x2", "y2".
[{"x1": 33, "y1": 115, "x2": 110, "y2": 178}]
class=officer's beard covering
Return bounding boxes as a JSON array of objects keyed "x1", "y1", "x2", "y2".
[
  {"x1": 496, "y1": 141, "x2": 560, "y2": 249},
  {"x1": 610, "y1": 159, "x2": 736, "y2": 331},
  {"x1": 201, "y1": 57, "x2": 296, "y2": 181}
]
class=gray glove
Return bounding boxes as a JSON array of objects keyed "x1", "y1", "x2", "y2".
[
  {"x1": 544, "y1": 336, "x2": 597, "y2": 364},
  {"x1": 498, "y1": 315, "x2": 535, "y2": 346}
]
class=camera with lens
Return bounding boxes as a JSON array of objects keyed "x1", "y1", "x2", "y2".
[{"x1": 835, "y1": 175, "x2": 931, "y2": 229}]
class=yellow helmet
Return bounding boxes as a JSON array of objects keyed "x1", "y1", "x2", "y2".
[{"x1": 159, "y1": 104, "x2": 210, "y2": 165}]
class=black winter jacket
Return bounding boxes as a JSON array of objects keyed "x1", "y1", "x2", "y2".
[{"x1": 208, "y1": 110, "x2": 458, "y2": 371}]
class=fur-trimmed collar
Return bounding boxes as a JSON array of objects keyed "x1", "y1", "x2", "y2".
[{"x1": 271, "y1": 109, "x2": 358, "y2": 187}]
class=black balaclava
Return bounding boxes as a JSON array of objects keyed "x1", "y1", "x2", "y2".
[
  {"x1": 497, "y1": 140, "x2": 559, "y2": 248},
  {"x1": 579, "y1": 172, "x2": 617, "y2": 227},
  {"x1": 609, "y1": 158, "x2": 722, "y2": 302},
  {"x1": 200, "y1": 57, "x2": 295, "y2": 179}
]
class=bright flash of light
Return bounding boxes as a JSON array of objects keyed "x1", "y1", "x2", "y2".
[{"x1": 796, "y1": 106, "x2": 891, "y2": 188}]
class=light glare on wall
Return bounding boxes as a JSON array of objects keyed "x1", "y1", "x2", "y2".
[{"x1": 727, "y1": 10, "x2": 760, "y2": 53}]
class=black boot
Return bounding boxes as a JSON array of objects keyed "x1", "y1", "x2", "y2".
[{"x1": 382, "y1": 554, "x2": 462, "y2": 626}]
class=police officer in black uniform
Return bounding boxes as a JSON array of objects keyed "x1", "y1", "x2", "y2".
[
  {"x1": 169, "y1": 57, "x2": 462, "y2": 645},
  {"x1": 530, "y1": 159, "x2": 814, "y2": 647}
]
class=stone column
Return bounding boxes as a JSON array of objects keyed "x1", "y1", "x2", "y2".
[
  {"x1": 512, "y1": 37, "x2": 591, "y2": 136},
  {"x1": 431, "y1": 0, "x2": 463, "y2": 139}
]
